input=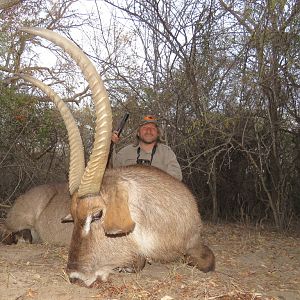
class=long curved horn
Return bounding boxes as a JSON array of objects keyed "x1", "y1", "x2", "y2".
[
  {"x1": 18, "y1": 74, "x2": 85, "y2": 195},
  {"x1": 20, "y1": 27, "x2": 112, "y2": 197}
]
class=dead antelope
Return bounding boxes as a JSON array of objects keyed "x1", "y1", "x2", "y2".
[{"x1": 3, "y1": 27, "x2": 215, "y2": 286}]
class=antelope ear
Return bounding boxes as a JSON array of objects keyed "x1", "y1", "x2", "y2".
[{"x1": 103, "y1": 185, "x2": 135, "y2": 235}]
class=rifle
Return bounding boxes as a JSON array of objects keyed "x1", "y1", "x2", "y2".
[
  {"x1": 114, "y1": 112, "x2": 129, "y2": 138},
  {"x1": 106, "y1": 112, "x2": 130, "y2": 168}
]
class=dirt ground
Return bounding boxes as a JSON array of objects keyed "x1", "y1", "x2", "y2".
[{"x1": 0, "y1": 223, "x2": 299, "y2": 300}]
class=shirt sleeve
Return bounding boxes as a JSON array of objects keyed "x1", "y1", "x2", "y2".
[
  {"x1": 112, "y1": 145, "x2": 136, "y2": 168},
  {"x1": 164, "y1": 147, "x2": 183, "y2": 181},
  {"x1": 112, "y1": 147, "x2": 123, "y2": 168}
]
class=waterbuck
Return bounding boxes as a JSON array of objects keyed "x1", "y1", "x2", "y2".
[{"x1": 3, "y1": 27, "x2": 215, "y2": 287}]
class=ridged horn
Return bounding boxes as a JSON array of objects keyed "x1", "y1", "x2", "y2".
[
  {"x1": 18, "y1": 74, "x2": 85, "y2": 195},
  {"x1": 20, "y1": 27, "x2": 112, "y2": 197}
]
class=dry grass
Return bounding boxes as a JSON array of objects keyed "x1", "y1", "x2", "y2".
[{"x1": 0, "y1": 222, "x2": 299, "y2": 300}]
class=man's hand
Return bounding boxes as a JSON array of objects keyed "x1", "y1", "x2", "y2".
[{"x1": 111, "y1": 131, "x2": 120, "y2": 144}]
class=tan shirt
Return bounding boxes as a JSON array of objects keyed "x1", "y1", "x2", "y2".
[{"x1": 113, "y1": 143, "x2": 182, "y2": 181}]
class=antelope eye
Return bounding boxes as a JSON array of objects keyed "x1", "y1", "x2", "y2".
[
  {"x1": 61, "y1": 213, "x2": 74, "y2": 223},
  {"x1": 91, "y1": 210, "x2": 103, "y2": 223}
]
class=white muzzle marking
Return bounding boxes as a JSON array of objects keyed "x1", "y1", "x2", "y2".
[
  {"x1": 82, "y1": 215, "x2": 92, "y2": 236},
  {"x1": 69, "y1": 271, "x2": 97, "y2": 287}
]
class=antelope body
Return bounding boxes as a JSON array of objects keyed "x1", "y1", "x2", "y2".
[
  {"x1": 4, "y1": 183, "x2": 73, "y2": 245},
  {"x1": 2, "y1": 27, "x2": 215, "y2": 287},
  {"x1": 67, "y1": 165, "x2": 215, "y2": 285}
]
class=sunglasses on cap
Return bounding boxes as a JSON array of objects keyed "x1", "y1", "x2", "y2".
[
  {"x1": 143, "y1": 115, "x2": 157, "y2": 121},
  {"x1": 139, "y1": 115, "x2": 158, "y2": 126}
]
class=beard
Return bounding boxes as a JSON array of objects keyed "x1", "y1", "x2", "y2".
[{"x1": 139, "y1": 135, "x2": 158, "y2": 144}]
